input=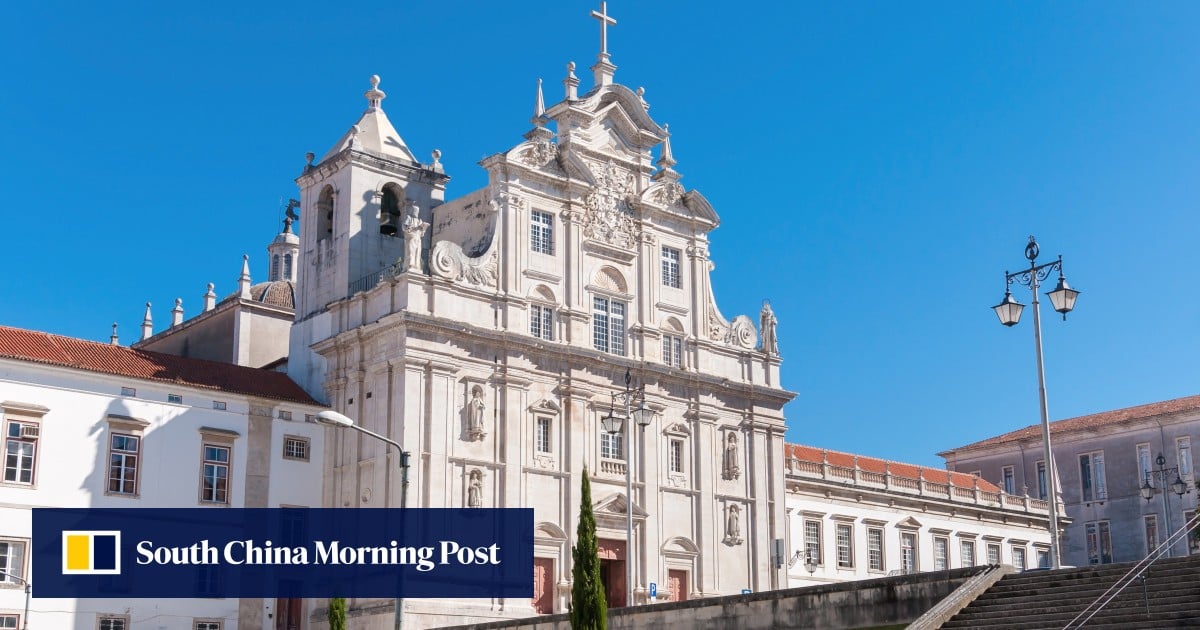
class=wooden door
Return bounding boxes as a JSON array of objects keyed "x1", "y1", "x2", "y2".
[
  {"x1": 275, "y1": 598, "x2": 302, "y2": 630},
  {"x1": 532, "y1": 557, "x2": 555, "y2": 613},
  {"x1": 668, "y1": 569, "x2": 688, "y2": 602}
]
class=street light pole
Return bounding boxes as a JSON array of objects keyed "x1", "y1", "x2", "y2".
[
  {"x1": 1139, "y1": 453, "x2": 1189, "y2": 557},
  {"x1": 316, "y1": 410, "x2": 412, "y2": 630},
  {"x1": 601, "y1": 368, "x2": 651, "y2": 607},
  {"x1": 992, "y1": 236, "x2": 1081, "y2": 570},
  {"x1": 0, "y1": 571, "x2": 30, "y2": 630}
]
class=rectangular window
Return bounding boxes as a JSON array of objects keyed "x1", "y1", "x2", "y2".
[
  {"x1": 669, "y1": 439, "x2": 684, "y2": 473},
  {"x1": 661, "y1": 246, "x2": 682, "y2": 289},
  {"x1": 120, "y1": 387, "x2": 136, "y2": 397},
  {"x1": 278, "y1": 410, "x2": 293, "y2": 421},
  {"x1": 933, "y1": 537, "x2": 949, "y2": 571},
  {"x1": 212, "y1": 401, "x2": 227, "y2": 411},
  {"x1": 0, "y1": 539, "x2": 26, "y2": 585},
  {"x1": 196, "y1": 565, "x2": 220, "y2": 597},
  {"x1": 867, "y1": 528, "x2": 884, "y2": 571},
  {"x1": 536, "y1": 417, "x2": 551, "y2": 454},
  {"x1": 1012, "y1": 546, "x2": 1026, "y2": 571},
  {"x1": 1079, "y1": 451, "x2": 1107, "y2": 502},
  {"x1": 530, "y1": 304, "x2": 554, "y2": 341},
  {"x1": 960, "y1": 540, "x2": 976, "y2": 567},
  {"x1": 900, "y1": 532, "x2": 918, "y2": 573},
  {"x1": 98, "y1": 617, "x2": 127, "y2": 630},
  {"x1": 531, "y1": 211, "x2": 554, "y2": 255},
  {"x1": 168, "y1": 393, "x2": 183, "y2": 404},
  {"x1": 662, "y1": 335, "x2": 682, "y2": 368},
  {"x1": 195, "y1": 623, "x2": 221, "y2": 630},
  {"x1": 986, "y1": 543, "x2": 1000, "y2": 565},
  {"x1": 1178, "y1": 437, "x2": 1193, "y2": 478},
  {"x1": 107, "y1": 433, "x2": 140, "y2": 495},
  {"x1": 1001, "y1": 465, "x2": 1015, "y2": 494},
  {"x1": 836, "y1": 523, "x2": 854, "y2": 568},
  {"x1": 1144, "y1": 514, "x2": 1159, "y2": 556},
  {"x1": 804, "y1": 520, "x2": 822, "y2": 566},
  {"x1": 1036, "y1": 461, "x2": 1048, "y2": 500},
  {"x1": 1137, "y1": 443, "x2": 1152, "y2": 486},
  {"x1": 200, "y1": 444, "x2": 231, "y2": 504},
  {"x1": 0, "y1": 615, "x2": 17, "y2": 629},
  {"x1": 1037, "y1": 549, "x2": 1050, "y2": 569},
  {"x1": 3, "y1": 419, "x2": 38, "y2": 485},
  {"x1": 283, "y1": 437, "x2": 309, "y2": 461},
  {"x1": 592, "y1": 297, "x2": 626, "y2": 356},
  {"x1": 600, "y1": 431, "x2": 623, "y2": 461},
  {"x1": 1085, "y1": 521, "x2": 1113, "y2": 564}
]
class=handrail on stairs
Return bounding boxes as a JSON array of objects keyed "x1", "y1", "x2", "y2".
[{"x1": 1062, "y1": 510, "x2": 1200, "y2": 629}]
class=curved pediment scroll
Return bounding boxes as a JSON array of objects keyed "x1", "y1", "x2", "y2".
[{"x1": 430, "y1": 240, "x2": 498, "y2": 289}]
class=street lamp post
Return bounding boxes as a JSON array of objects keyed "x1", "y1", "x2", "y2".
[
  {"x1": 316, "y1": 410, "x2": 412, "y2": 630},
  {"x1": 1139, "y1": 453, "x2": 1189, "y2": 557},
  {"x1": 0, "y1": 571, "x2": 30, "y2": 630},
  {"x1": 992, "y1": 235, "x2": 1081, "y2": 570},
  {"x1": 601, "y1": 368, "x2": 652, "y2": 607}
]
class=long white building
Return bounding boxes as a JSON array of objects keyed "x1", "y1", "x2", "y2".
[{"x1": 0, "y1": 325, "x2": 325, "y2": 630}]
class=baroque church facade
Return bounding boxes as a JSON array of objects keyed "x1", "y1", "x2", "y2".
[{"x1": 287, "y1": 7, "x2": 794, "y2": 627}]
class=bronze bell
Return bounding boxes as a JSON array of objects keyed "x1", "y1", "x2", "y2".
[{"x1": 380, "y1": 210, "x2": 400, "y2": 236}]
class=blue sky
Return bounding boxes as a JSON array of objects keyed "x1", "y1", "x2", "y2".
[{"x1": 2, "y1": 2, "x2": 1198, "y2": 467}]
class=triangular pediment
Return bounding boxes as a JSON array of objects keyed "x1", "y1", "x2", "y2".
[
  {"x1": 897, "y1": 516, "x2": 923, "y2": 529},
  {"x1": 594, "y1": 492, "x2": 649, "y2": 519}
]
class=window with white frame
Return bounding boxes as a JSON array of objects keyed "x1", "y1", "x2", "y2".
[
  {"x1": 600, "y1": 430, "x2": 623, "y2": 461},
  {"x1": 933, "y1": 536, "x2": 949, "y2": 571},
  {"x1": 1079, "y1": 451, "x2": 1107, "y2": 502},
  {"x1": 1012, "y1": 546, "x2": 1026, "y2": 571},
  {"x1": 835, "y1": 523, "x2": 854, "y2": 568},
  {"x1": 1085, "y1": 521, "x2": 1113, "y2": 564},
  {"x1": 662, "y1": 335, "x2": 683, "y2": 368},
  {"x1": 1036, "y1": 549, "x2": 1050, "y2": 568},
  {"x1": 107, "y1": 433, "x2": 140, "y2": 495},
  {"x1": 669, "y1": 439, "x2": 684, "y2": 473},
  {"x1": 530, "y1": 304, "x2": 554, "y2": 341},
  {"x1": 195, "y1": 622, "x2": 222, "y2": 630},
  {"x1": 804, "y1": 520, "x2": 822, "y2": 566},
  {"x1": 98, "y1": 616, "x2": 128, "y2": 630},
  {"x1": 867, "y1": 527, "x2": 885, "y2": 571},
  {"x1": 1178, "y1": 437, "x2": 1193, "y2": 478},
  {"x1": 531, "y1": 211, "x2": 554, "y2": 255},
  {"x1": 1036, "y1": 460, "x2": 1047, "y2": 500},
  {"x1": 200, "y1": 444, "x2": 231, "y2": 504},
  {"x1": 1137, "y1": 443, "x2": 1152, "y2": 485},
  {"x1": 960, "y1": 539, "x2": 976, "y2": 566},
  {"x1": 592, "y1": 296, "x2": 626, "y2": 355},
  {"x1": 168, "y1": 393, "x2": 183, "y2": 404},
  {"x1": 0, "y1": 615, "x2": 17, "y2": 629},
  {"x1": 900, "y1": 532, "x2": 918, "y2": 573},
  {"x1": 3, "y1": 417, "x2": 38, "y2": 485},
  {"x1": 986, "y1": 543, "x2": 1000, "y2": 565},
  {"x1": 661, "y1": 246, "x2": 682, "y2": 289},
  {"x1": 1001, "y1": 465, "x2": 1015, "y2": 494},
  {"x1": 0, "y1": 539, "x2": 26, "y2": 585},
  {"x1": 536, "y1": 417, "x2": 552, "y2": 454},
  {"x1": 1144, "y1": 514, "x2": 1159, "y2": 556},
  {"x1": 283, "y1": 436, "x2": 310, "y2": 461}
]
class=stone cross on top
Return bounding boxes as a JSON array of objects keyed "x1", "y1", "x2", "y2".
[{"x1": 590, "y1": 1, "x2": 618, "y2": 86}]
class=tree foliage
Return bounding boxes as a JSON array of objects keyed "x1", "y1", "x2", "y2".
[
  {"x1": 570, "y1": 466, "x2": 607, "y2": 629},
  {"x1": 327, "y1": 596, "x2": 347, "y2": 630}
]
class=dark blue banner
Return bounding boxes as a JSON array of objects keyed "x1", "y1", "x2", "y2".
[{"x1": 33, "y1": 508, "x2": 533, "y2": 598}]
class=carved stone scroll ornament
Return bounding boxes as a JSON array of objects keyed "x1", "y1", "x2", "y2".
[
  {"x1": 652, "y1": 181, "x2": 685, "y2": 206},
  {"x1": 519, "y1": 140, "x2": 559, "y2": 168},
  {"x1": 581, "y1": 160, "x2": 638, "y2": 249},
  {"x1": 430, "y1": 241, "x2": 498, "y2": 288},
  {"x1": 730, "y1": 315, "x2": 758, "y2": 350}
]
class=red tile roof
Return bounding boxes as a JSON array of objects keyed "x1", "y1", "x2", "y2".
[
  {"x1": 943, "y1": 394, "x2": 1200, "y2": 454},
  {"x1": 785, "y1": 443, "x2": 1000, "y2": 493},
  {"x1": 0, "y1": 325, "x2": 319, "y2": 405}
]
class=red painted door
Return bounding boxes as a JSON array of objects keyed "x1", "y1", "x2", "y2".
[
  {"x1": 597, "y1": 539, "x2": 628, "y2": 607},
  {"x1": 668, "y1": 569, "x2": 688, "y2": 602},
  {"x1": 533, "y1": 558, "x2": 555, "y2": 613}
]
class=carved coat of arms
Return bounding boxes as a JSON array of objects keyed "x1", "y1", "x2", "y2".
[{"x1": 581, "y1": 160, "x2": 637, "y2": 249}]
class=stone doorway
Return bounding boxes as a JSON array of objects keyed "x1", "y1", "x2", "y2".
[
  {"x1": 597, "y1": 538, "x2": 627, "y2": 607},
  {"x1": 533, "y1": 557, "x2": 555, "y2": 613},
  {"x1": 668, "y1": 569, "x2": 689, "y2": 602}
]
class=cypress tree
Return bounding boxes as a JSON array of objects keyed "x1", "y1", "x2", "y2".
[
  {"x1": 327, "y1": 596, "x2": 346, "y2": 630},
  {"x1": 570, "y1": 466, "x2": 607, "y2": 629}
]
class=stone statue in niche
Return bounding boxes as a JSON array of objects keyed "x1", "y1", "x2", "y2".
[
  {"x1": 467, "y1": 386, "x2": 486, "y2": 441},
  {"x1": 467, "y1": 469, "x2": 483, "y2": 508},
  {"x1": 401, "y1": 199, "x2": 428, "y2": 274},
  {"x1": 760, "y1": 300, "x2": 779, "y2": 355},
  {"x1": 723, "y1": 433, "x2": 740, "y2": 480},
  {"x1": 724, "y1": 504, "x2": 743, "y2": 545}
]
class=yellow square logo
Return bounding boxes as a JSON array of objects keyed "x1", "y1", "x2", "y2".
[{"x1": 61, "y1": 530, "x2": 122, "y2": 575}]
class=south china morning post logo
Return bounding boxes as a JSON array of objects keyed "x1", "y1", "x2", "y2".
[{"x1": 62, "y1": 530, "x2": 122, "y2": 575}]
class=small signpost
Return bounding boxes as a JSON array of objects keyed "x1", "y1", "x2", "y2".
[
  {"x1": 742, "y1": 588, "x2": 752, "y2": 595},
  {"x1": 649, "y1": 581, "x2": 657, "y2": 603}
]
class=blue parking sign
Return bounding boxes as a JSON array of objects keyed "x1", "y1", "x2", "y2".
[{"x1": 650, "y1": 582, "x2": 657, "y2": 598}]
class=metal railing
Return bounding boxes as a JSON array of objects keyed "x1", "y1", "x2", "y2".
[{"x1": 1062, "y1": 510, "x2": 1200, "y2": 629}]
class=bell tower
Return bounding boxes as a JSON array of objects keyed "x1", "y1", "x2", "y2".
[{"x1": 289, "y1": 75, "x2": 450, "y2": 398}]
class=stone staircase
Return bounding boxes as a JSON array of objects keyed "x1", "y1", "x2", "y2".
[{"x1": 940, "y1": 553, "x2": 1200, "y2": 629}]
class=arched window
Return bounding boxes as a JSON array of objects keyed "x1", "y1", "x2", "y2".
[
  {"x1": 317, "y1": 186, "x2": 335, "y2": 238},
  {"x1": 283, "y1": 253, "x2": 293, "y2": 280},
  {"x1": 380, "y1": 184, "x2": 404, "y2": 236}
]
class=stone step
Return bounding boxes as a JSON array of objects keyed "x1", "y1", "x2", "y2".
[
  {"x1": 991, "y1": 562, "x2": 1200, "y2": 588},
  {"x1": 994, "y1": 556, "x2": 1200, "y2": 586},
  {"x1": 942, "y1": 602, "x2": 1200, "y2": 629},
  {"x1": 953, "y1": 591, "x2": 1199, "y2": 617},
  {"x1": 971, "y1": 578, "x2": 1199, "y2": 603}
]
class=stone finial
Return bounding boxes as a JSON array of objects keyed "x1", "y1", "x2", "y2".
[
  {"x1": 658, "y1": 123, "x2": 677, "y2": 169},
  {"x1": 110, "y1": 322, "x2": 119, "y2": 346},
  {"x1": 141, "y1": 302, "x2": 153, "y2": 341},
  {"x1": 564, "y1": 62, "x2": 579, "y2": 100},
  {"x1": 238, "y1": 255, "x2": 252, "y2": 299},
  {"x1": 203, "y1": 282, "x2": 216, "y2": 311},
  {"x1": 349, "y1": 124, "x2": 362, "y2": 149},
  {"x1": 431, "y1": 149, "x2": 442, "y2": 171},
  {"x1": 365, "y1": 74, "x2": 386, "y2": 110},
  {"x1": 171, "y1": 298, "x2": 184, "y2": 327}
]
